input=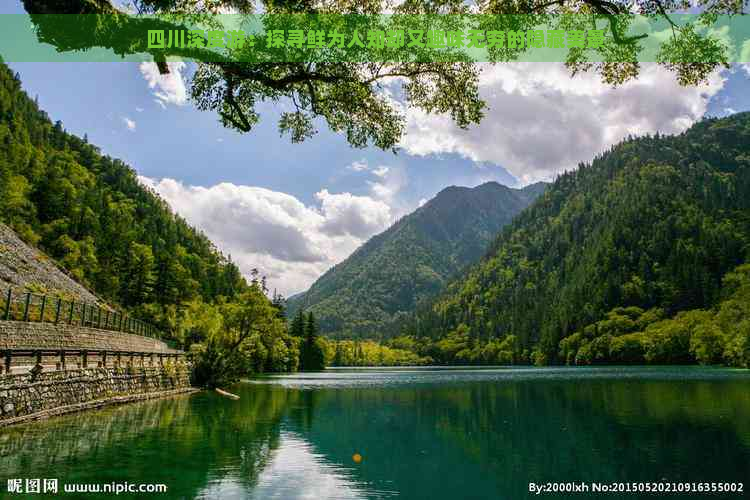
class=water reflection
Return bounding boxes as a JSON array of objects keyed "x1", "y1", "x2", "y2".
[
  {"x1": 248, "y1": 432, "x2": 391, "y2": 500},
  {"x1": 1, "y1": 367, "x2": 749, "y2": 499}
]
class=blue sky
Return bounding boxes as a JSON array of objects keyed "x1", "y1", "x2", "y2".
[
  {"x1": 9, "y1": 62, "x2": 516, "y2": 206},
  {"x1": 5, "y1": 0, "x2": 750, "y2": 294}
]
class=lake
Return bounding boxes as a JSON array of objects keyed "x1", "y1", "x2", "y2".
[{"x1": 1, "y1": 366, "x2": 749, "y2": 499}]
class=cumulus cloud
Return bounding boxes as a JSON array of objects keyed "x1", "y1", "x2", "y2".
[
  {"x1": 139, "y1": 61, "x2": 188, "y2": 108},
  {"x1": 122, "y1": 117, "x2": 136, "y2": 131},
  {"x1": 139, "y1": 177, "x2": 393, "y2": 295},
  {"x1": 316, "y1": 190, "x2": 392, "y2": 238},
  {"x1": 367, "y1": 164, "x2": 408, "y2": 205},
  {"x1": 399, "y1": 63, "x2": 726, "y2": 183}
]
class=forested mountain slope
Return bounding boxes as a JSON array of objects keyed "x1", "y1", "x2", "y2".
[
  {"x1": 0, "y1": 61, "x2": 247, "y2": 325},
  {"x1": 288, "y1": 181, "x2": 546, "y2": 338},
  {"x1": 0, "y1": 222, "x2": 101, "y2": 303},
  {"x1": 405, "y1": 113, "x2": 750, "y2": 365}
]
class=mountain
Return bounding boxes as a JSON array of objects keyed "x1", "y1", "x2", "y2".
[
  {"x1": 288, "y1": 181, "x2": 547, "y2": 337},
  {"x1": 406, "y1": 112, "x2": 750, "y2": 366},
  {"x1": 0, "y1": 61, "x2": 247, "y2": 326}
]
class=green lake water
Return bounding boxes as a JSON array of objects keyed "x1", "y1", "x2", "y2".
[{"x1": 1, "y1": 366, "x2": 750, "y2": 499}]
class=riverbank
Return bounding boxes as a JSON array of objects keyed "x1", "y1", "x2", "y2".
[{"x1": 0, "y1": 365, "x2": 194, "y2": 428}]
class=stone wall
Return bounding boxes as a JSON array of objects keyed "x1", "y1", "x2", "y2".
[
  {"x1": 0, "y1": 364, "x2": 193, "y2": 427},
  {"x1": 0, "y1": 320, "x2": 179, "y2": 354},
  {"x1": 0, "y1": 320, "x2": 194, "y2": 426}
]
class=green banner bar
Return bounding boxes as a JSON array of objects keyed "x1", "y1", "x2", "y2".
[{"x1": 0, "y1": 13, "x2": 748, "y2": 63}]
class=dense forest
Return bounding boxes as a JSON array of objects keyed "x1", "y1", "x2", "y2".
[
  {"x1": 0, "y1": 60, "x2": 307, "y2": 382},
  {"x1": 0, "y1": 61, "x2": 243, "y2": 313},
  {"x1": 288, "y1": 181, "x2": 546, "y2": 338},
  {"x1": 398, "y1": 112, "x2": 750, "y2": 367}
]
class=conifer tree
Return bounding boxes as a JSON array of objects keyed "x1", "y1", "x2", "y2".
[{"x1": 300, "y1": 312, "x2": 325, "y2": 371}]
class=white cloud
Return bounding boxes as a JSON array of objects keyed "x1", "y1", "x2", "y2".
[
  {"x1": 135, "y1": 107, "x2": 144, "y2": 113},
  {"x1": 347, "y1": 159, "x2": 370, "y2": 172},
  {"x1": 399, "y1": 63, "x2": 726, "y2": 184},
  {"x1": 139, "y1": 177, "x2": 393, "y2": 295},
  {"x1": 122, "y1": 117, "x2": 136, "y2": 131},
  {"x1": 139, "y1": 61, "x2": 188, "y2": 108},
  {"x1": 367, "y1": 164, "x2": 408, "y2": 206},
  {"x1": 316, "y1": 189, "x2": 392, "y2": 238},
  {"x1": 372, "y1": 166, "x2": 390, "y2": 178}
]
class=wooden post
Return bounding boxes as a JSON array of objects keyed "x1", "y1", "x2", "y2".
[
  {"x1": 104, "y1": 310, "x2": 110, "y2": 330},
  {"x1": 39, "y1": 295, "x2": 47, "y2": 322},
  {"x1": 68, "y1": 301, "x2": 74, "y2": 324},
  {"x1": 82, "y1": 351, "x2": 88, "y2": 369},
  {"x1": 3, "y1": 288, "x2": 11, "y2": 320},
  {"x1": 102, "y1": 351, "x2": 107, "y2": 368},
  {"x1": 5, "y1": 352, "x2": 11, "y2": 374},
  {"x1": 22, "y1": 292, "x2": 31, "y2": 321},
  {"x1": 59, "y1": 350, "x2": 66, "y2": 371},
  {"x1": 54, "y1": 298, "x2": 62, "y2": 324}
]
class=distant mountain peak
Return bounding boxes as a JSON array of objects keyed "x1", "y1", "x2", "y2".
[{"x1": 287, "y1": 180, "x2": 547, "y2": 338}]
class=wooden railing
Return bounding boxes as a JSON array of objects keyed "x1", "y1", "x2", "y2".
[{"x1": 1, "y1": 288, "x2": 162, "y2": 339}]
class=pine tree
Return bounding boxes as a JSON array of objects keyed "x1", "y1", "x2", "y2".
[
  {"x1": 290, "y1": 310, "x2": 305, "y2": 337},
  {"x1": 300, "y1": 312, "x2": 325, "y2": 371},
  {"x1": 271, "y1": 290, "x2": 286, "y2": 319}
]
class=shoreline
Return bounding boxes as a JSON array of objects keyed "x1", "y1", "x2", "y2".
[{"x1": 0, "y1": 386, "x2": 200, "y2": 429}]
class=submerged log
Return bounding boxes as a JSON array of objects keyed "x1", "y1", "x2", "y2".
[{"x1": 215, "y1": 388, "x2": 240, "y2": 400}]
